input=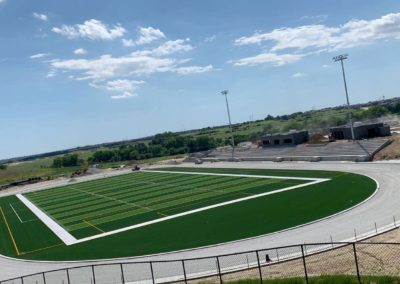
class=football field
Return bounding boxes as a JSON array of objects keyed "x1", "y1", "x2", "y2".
[
  {"x1": 0, "y1": 167, "x2": 377, "y2": 260},
  {"x1": 19, "y1": 170, "x2": 319, "y2": 243}
]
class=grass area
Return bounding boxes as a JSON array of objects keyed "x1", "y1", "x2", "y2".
[
  {"x1": 24, "y1": 171, "x2": 305, "y2": 239},
  {"x1": 0, "y1": 167, "x2": 376, "y2": 260},
  {"x1": 0, "y1": 153, "x2": 184, "y2": 186},
  {"x1": 0, "y1": 157, "x2": 80, "y2": 186},
  {"x1": 227, "y1": 275, "x2": 400, "y2": 284}
]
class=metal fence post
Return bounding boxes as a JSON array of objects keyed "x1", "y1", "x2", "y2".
[
  {"x1": 256, "y1": 250, "x2": 263, "y2": 284},
  {"x1": 352, "y1": 243, "x2": 361, "y2": 284},
  {"x1": 300, "y1": 245, "x2": 309, "y2": 284},
  {"x1": 21, "y1": 277, "x2": 25, "y2": 284},
  {"x1": 120, "y1": 263, "x2": 125, "y2": 284},
  {"x1": 42, "y1": 272, "x2": 47, "y2": 284},
  {"x1": 91, "y1": 265, "x2": 96, "y2": 284},
  {"x1": 276, "y1": 248, "x2": 279, "y2": 261},
  {"x1": 66, "y1": 268, "x2": 71, "y2": 284},
  {"x1": 150, "y1": 261, "x2": 156, "y2": 284},
  {"x1": 216, "y1": 256, "x2": 223, "y2": 284},
  {"x1": 182, "y1": 260, "x2": 188, "y2": 284}
]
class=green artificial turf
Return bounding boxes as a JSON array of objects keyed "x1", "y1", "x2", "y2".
[
  {"x1": 24, "y1": 171, "x2": 305, "y2": 239},
  {"x1": 0, "y1": 167, "x2": 376, "y2": 260}
]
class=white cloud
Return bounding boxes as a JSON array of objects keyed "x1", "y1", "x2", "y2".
[
  {"x1": 235, "y1": 25, "x2": 340, "y2": 51},
  {"x1": 74, "y1": 48, "x2": 87, "y2": 55},
  {"x1": 292, "y1": 72, "x2": 306, "y2": 78},
  {"x1": 30, "y1": 53, "x2": 48, "y2": 59},
  {"x1": 232, "y1": 12, "x2": 400, "y2": 66},
  {"x1": 249, "y1": 13, "x2": 400, "y2": 50},
  {"x1": 204, "y1": 35, "x2": 216, "y2": 42},
  {"x1": 51, "y1": 54, "x2": 177, "y2": 80},
  {"x1": 173, "y1": 64, "x2": 213, "y2": 74},
  {"x1": 50, "y1": 51, "x2": 212, "y2": 98},
  {"x1": 52, "y1": 19, "x2": 126, "y2": 40},
  {"x1": 46, "y1": 70, "x2": 56, "y2": 78},
  {"x1": 103, "y1": 79, "x2": 144, "y2": 99},
  {"x1": 152, "y1": 39, "x2": 192, "y2": 56},
  {"x1": 322, "y1": 64, "x2": 329, "y2": 68},
  {"x1": 234, "y1": 52, "x2": 304, "y2": 66},
  {"x1": 33, "y1": 12, "x2": 48, "y2": 21},
  {"x1": 122, "y1": 26, "x2": 165, "y2": 47}
]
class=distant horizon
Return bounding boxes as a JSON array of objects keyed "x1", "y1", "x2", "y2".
[
  {"x1": 2, "y1": 95, "x2": 398, "y2": 162},
  {"x1": 1, "y1": 0, "x2": 400, "y2": 159}
]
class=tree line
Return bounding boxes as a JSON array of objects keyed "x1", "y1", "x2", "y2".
[
  {"x1": 53, "y1": 154, "x2": 82, "y2": 168},
  {"x1": 88, "y1": 133, "x2": 222, "y2": 163}
]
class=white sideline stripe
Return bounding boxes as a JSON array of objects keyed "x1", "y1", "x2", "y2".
[
  {"x1": 17, "y1": 172, "x2": 330, "y2": 246},
  {"x1": 16, "y1": 194, "x2": 77, "y2": 245},
  {"x1": 142, "y1": 169, "x2": 328, "y2": 181}
]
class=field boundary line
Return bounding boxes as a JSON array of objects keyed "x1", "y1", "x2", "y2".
[
  {"x1": 142, "y1": 169, "x2": 328, "y2": 181},
  {"x1": 16, "y1": 194, "x2": 77, "y2": 245},
  {"x1": 0, "y1": 206, "x2": 20, "y2": 256}
]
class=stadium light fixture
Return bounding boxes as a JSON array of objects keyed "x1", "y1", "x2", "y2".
[
  {"x1": 333, "y1": 54, "x2": 355, "y2": 141},
  {"x1": 221, "y1": 90, "x2": 235, "y2": 160}
]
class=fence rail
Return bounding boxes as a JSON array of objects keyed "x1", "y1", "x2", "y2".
[{"x1": 2, "y1": 240, "x2": 400, "y2": 284}]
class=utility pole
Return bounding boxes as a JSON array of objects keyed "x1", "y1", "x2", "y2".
[
  {"x1": 221, "y1": 90, "x2": 235, "y2": 160},
  {"x1": 333, "y1": 54, "x2": 355, "y2": 141}
]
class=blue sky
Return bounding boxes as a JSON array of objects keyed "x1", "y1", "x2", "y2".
[{"x1": 1, "y1": 0, "x2": 400, "y2": 159}]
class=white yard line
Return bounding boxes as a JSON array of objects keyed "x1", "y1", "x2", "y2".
[
  {"x1": 16, "y1": 194, "x2": 77, "y2": 245},
  {"x1": 69, "y1": 186, "x2": 153, "y2": 212},
  {"x1": 17, "y1": 171, "x2": 330, "y2": 246},
  {"x1": 9, "y1": 204, "x2": 23, "y2": 223}
]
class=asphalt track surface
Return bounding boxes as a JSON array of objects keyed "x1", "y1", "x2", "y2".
[{"x1": 1, "y1": 161, "x2": 399, "y2": 280}]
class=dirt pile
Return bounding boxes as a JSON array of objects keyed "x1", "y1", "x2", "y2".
[{"x1": 373, "y1": 134, "x2": 400, "y2": 161}]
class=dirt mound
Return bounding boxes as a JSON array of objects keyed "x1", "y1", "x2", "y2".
[{"x1": 373, "y1": 134, "x2": 400, "y2": 160}]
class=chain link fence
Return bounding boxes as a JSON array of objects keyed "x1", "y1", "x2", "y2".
[{"x1": 2, "y1": 241, "x2": 400, "y2": 284}]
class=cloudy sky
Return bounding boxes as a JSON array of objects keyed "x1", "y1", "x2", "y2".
[{"x1": 1, "y1": 0, "x2": 400, "y2": 159}]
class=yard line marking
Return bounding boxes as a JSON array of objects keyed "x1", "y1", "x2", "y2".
[
  {"x1": 20, "y1": 243, "x2": 64, "y2": 256},
  {"x1": 157, "y1": 211, "x2": 168, "y2": 217},
  {"x1": 69, "y1": 186, "x2": 153, "y2": 212},
  {"x1": 83, "y1": 220, "x2": 105, "y2": 233},
  {"x1": 16, "y1": 194, "x2": 78, "y2": 245},
  {"x1": 0, "y1": 206, "x2": 21, "y2": 255},
  {"x1": 9, "y1": 203, "x2": 23, "y2": 223},
  {"x1": 142, "y1": 170, "x2": 327, "y2": 181}
]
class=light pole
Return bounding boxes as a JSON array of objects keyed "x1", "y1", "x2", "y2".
[
  {"x1": 333, "y1": 54, "x2": 355, "y2": 141},
  {"x1": 221, "y1": 90, "x2": 235, "y2": 160}
]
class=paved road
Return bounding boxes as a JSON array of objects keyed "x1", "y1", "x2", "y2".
[{"x1": 1, "y1": 161, "x2": 399, "y2": 280}]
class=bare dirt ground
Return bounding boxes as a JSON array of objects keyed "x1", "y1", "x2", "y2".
[{"x1": 373, "y1": 134, "x2": 400, "y2": 160}]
